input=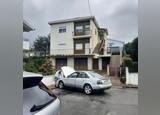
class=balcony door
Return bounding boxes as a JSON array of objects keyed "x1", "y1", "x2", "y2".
[
  {"x1": 74, "y1": 38, "x2": 90, "y2": 54},
  {"x1": 74, "y1": 21, "x2": 90, "y2": 36}
]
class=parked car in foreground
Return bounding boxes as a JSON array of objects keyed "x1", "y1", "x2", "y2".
[
  {"x1": 55, "y1": 66, "x2": 112, "y2": 95},
  {"x1": 23, "y1": 71, "x2": 60, "y2": 115}
]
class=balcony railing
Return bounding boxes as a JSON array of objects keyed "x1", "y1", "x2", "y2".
[
  {"x1": 50, "y1": 48, "x2": 92, "y2": 55},
  {"x1": 73, "y1": 30, "x2": 91, "y2": 37}
]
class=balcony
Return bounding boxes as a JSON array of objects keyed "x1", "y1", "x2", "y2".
[
  {"x1": 73, "y1": 30, "x2": 91, "y2": 38},
  {"x1": 50, "y1": 48, "x2": 92, "y2": 56}
]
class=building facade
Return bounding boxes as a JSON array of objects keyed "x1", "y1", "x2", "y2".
[
  {"x1": 23, "y1": 20, "x2": 34, "y2": 58},
  {"x1": 48, "y1": 16, "x2": 111, "y2": 70}
]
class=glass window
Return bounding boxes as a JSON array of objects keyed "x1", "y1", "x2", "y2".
[
  {"x1": 75, "y1": 43, "x2": 83, "y2": 50},
  {"x1": 78, "y1": 72, "x2": 89, "y2": 78},
  {"x1": 23, "y1": 82, "x2": 56, "y2": 114},
  {"x1": 68, "y1": 72, "x2": 78, "y2": 78},
  {"x1": 84, "y1": 25, "x2": 90, "y2": 30},
  {"x1": 75, "y1": 26, "x2": 83, "y2": 32},
  {"x1": 59, "y1": 26, "x2": 66, "y2": 33}
]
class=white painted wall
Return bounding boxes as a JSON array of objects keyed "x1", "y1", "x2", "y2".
[
  {"x1": 67, "y1": 57, "x2": 74, "y2": 68},
  {"x1": 90, "y1": 20, "x2": 99, "y2": 52},
  {"x1": 126, "y1": 67, "x2": 138, "y2": 86},
  {"x1": 98, "y1": 58, "x2": 102, "y2": 70},
  {"x1": 50, "y1": 22, "x2": 74, "y2": 55},
  {"x1": 23, "y1": 40, "x2": 30, "y2": 50},
  {"x1": 88, "y1": 57, "x2": 93, "y2": 70}
]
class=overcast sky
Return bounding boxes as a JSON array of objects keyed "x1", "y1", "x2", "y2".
[{"x1": 23, "y1": 0, "x2": 138, "y2": 45}]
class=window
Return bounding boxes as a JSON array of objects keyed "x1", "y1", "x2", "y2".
[
  {"x1": 84, "y1": 25, "x2": 90, "y2": 35},
  {"x1": 68, "y1": 72, "x2": 78, "y2": 78},
  {"x1": 77, "y1": 72, "x2": 89, "y2": 78},
  {"x1": 75, "y1": 26, "x2": 83, "y2": 32},
  {"x1": 75, "y1": 43, "x2": 83, "y2": 50},
  {"x1": 59, "y1": 26, "x2": 66, "y2": 33},
  {"x1": 23, "y1": 81, "x2": 56, "y2": 114}
]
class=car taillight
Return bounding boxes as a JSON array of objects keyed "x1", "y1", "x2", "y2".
[{"x1": 97, "y1": 80, "x2": 103, "y2": 84}]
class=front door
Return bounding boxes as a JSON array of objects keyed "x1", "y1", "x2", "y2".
[{"x1": 64, "y1": 72, "x2": 78, "y2": 87}]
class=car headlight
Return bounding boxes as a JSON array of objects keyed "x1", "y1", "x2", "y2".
[{"x1": 97, "y1": 80, "x2": 103, "y2": 84}]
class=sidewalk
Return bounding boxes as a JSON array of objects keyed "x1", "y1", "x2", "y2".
[{"x1": 110, "y1": 76, "x2": 123, "y2": 88}]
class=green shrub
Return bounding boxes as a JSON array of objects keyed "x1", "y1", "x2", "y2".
[
  {"x1": 123, "y1": 57, "x2": 138, "y2": 73},
  {"x1": 123, "y1": 57, "x2": 133, "y2": 67},
  {"x1": 23, "y1": 62, "x2": 39, "y2": 73},
  {"x1": 39, "y1": 58, "x2": 54, "y2": 75},
  {"x1": 23, "y1": 57, "x2": 45, "y2": 73}
]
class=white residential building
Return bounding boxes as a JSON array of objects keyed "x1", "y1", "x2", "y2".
[
  {"x1": 23, "y1": 20, "x2": 34, "y2": 58},
  {"x1": 48, "y1": 16, "x2": 111, "y2": 70}
]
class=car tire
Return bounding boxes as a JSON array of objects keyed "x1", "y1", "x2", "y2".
[
  {"x1": 58, "y1": 81, "x2": 64, "y2": 89},
  {"x1": 84, "y1": 84, "x2": 93, "y2": 95}
]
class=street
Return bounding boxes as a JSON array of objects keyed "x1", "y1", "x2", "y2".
[{"x1": 53, "y1": 88, "x2": 138, "y2": 115}]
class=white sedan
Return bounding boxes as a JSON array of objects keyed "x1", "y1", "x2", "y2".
[{"x1": 55, "y1": 66, "x2": 112, "y2": 95}]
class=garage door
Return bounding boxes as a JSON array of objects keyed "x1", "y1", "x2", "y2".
[
  {"x1": 74, "y1": 58, "x2": 88, "y2": 70},
  {"x1": 56, "y1": 58, "x2": 67, "y2": 70}
]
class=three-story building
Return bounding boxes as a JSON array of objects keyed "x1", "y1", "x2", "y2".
[{"x1": 48, "y1": 16, "x2": 111, "y2": 70}]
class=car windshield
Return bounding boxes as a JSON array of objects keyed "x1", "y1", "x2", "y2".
[{"x1": 88, "y1": 71, "x2": 103, "y2": 79}]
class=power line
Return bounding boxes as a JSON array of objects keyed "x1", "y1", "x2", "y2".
[{"x1": 88, "y1": 0, "x2": 92, "y2": 16}]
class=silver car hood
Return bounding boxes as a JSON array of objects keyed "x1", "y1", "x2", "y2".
[{"x1": 61, "y1": 66, "x2": 75, "y2": 77}]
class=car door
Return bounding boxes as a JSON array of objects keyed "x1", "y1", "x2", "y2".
[
  {"x1": 65, "y1": 72, "x2": 78, "y2": 87},
  {"x1": 76, "y1": 72, "x2": 89, "y2": 89}
]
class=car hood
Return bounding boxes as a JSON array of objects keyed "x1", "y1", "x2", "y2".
[{"x1": 61, "y1": 66, "x2": 75, "y2": 77}]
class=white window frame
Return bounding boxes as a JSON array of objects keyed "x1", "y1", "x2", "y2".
[{"x1": 59, "y1": 26, "x2": 66, "y2": 33}]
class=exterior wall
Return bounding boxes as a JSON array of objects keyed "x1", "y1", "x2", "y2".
[
  {"x1": 51, "y1": 57, "x2": 56, "y2": 68},
  {"x1": 50, "y1": 22, "x2": 74, "y2": 55},
  {"x1": 90, "y1": 20, "x2": 99, "y2": 52},
  {"x1": 67, "y1": 57, "x2": 74, "y2": 68},
  {"x1": 110, "y1": 55, "x2": 121, "y2": 68},
  {"x1": 98, "y1": 58, "x2": 102, "y2": 70},
  {"x1": 23, "y1": 40, "x2": 30, "y2": 50},
  {"x1": 104, "y1": 33, "x2": 109, "y2": 55},
  {"x1": 88, "y1": 57, "x2": 93, "y2": 70}
]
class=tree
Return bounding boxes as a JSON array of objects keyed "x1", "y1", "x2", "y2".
[
  {"x1": 33, "y1": 35, "x2": 50, "y2": 57},
  {"x1": 124, "y1": 37, "x2": 138, "y2": 62},
  {"x1": 39, "y1": 57, "x2": 54, "y2": 75}
]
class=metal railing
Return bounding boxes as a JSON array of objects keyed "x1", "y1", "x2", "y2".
[
  {"x1": 73, "y1": 30, "x2": 91, "y2": 36},
  {"x1": 50, "y1": 48, "x2": 93, "y2": 55}
]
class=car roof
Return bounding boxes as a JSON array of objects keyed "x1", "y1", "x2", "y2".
[
  {"x1": 76, "y1": 71, "x2": 92, "y2": 73},
  {"x1": 23, "y1": 71, "x2": 43, "y2": 78}
]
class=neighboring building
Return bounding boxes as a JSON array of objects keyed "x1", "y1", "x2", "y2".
[
  {"x1": 108, "y1": 39, "x2": 124, "y2": 55},
  {"x1": 23, "y1": 20, "x2": 34, "y2": 32},
  {"x1": 48, "y1": 16, "x2": 111, "y2": 70},
  {"x1": 23, "y1": 20, "x2": 34, "y2": 58},
  {"x1": 107, "y1": 39, "x2": 124, "y2": 76}
]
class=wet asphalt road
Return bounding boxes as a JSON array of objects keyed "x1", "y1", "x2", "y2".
[{"x1": 53, "y1": 88, "x2": 138, "y2": 115}]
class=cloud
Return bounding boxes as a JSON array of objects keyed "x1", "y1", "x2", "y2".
[{"x1": 23, "y1": 0, "x2": 138, "y2": 44}]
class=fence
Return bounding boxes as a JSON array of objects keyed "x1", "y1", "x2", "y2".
[{"x1": 126, "y1": 67, "x2": 138, "y2": 86}]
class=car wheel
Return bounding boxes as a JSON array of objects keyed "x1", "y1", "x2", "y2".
[
  {"x1": 84, "y1": 84, "x2": 92, "y2": 95},
  {"x1": 58, "y1": 81, "x2": 64, "y2": 89}
]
